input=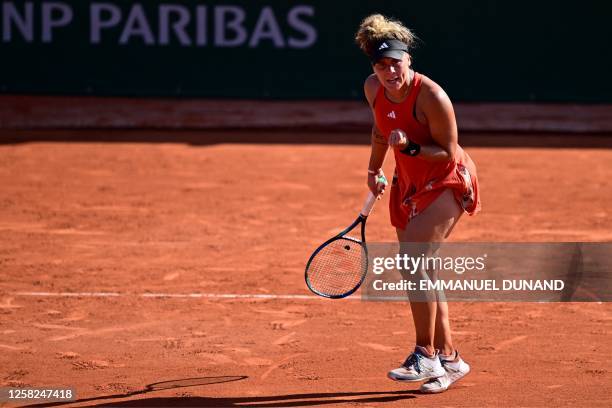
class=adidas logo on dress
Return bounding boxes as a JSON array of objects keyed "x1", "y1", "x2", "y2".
[{"x1": 387, "y1": 111, "x2": 396, "y2": 119}]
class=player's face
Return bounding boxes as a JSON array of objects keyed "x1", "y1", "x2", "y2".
[{"x1": 372, "y1": 54, "x2": 411, "y2": 93}]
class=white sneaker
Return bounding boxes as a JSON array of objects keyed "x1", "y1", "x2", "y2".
[
  {"x1": 388, "y1": 347, "x2": 446, "y2": 382},
  {"x1": 420, "y1": 352, "x2": 470, "y2": 393}
]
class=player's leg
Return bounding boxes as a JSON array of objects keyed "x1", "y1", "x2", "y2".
[
  {"x1": 398, "y1": 188, "x2": 462, "y2": 351},
  {"x1": 432, "y1": 210, "x2": 462, "y2": 358},
  {"x1": 388, "y1": 188, "x2": 463, "y2": 382},
  {"x1": 434, "y1": 299, "x2": 454, "y2": 356},
  {"x1": 412, "y1": 190, "x2": 470, "y2": 392},
  {"x1": 421, "y1": 292, "x2": 471, "y2": 393}
]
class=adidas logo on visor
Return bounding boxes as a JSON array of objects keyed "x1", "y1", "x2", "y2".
[{"x1": 378, "y1": 42, "x2": 389, "y2": 50}]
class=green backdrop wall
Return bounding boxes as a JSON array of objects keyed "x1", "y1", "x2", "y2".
[{"x1": 1, "y1": 0, "x2": 610, "y2": 102}]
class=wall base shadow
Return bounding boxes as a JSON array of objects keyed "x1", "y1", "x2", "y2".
[{"x1": 1, "y1": 129, "x2": 611, "y2": 148}]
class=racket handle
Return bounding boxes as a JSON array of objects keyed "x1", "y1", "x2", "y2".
[{"x1": 360, "y1": 191, "x2": 377, "y2": 217}]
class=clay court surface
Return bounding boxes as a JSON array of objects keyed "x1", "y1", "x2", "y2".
[{"x1": 1, "y1": 131, "x2": 611, "y2": 407}]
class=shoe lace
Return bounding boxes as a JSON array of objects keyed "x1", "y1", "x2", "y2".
[{"x1": 403, "y1": 353, "x2": 422, "y2": 374}]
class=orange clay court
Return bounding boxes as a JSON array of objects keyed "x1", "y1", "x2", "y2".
[{"x1": 0, "y1": 129, "x2": 611, "y2": 407}]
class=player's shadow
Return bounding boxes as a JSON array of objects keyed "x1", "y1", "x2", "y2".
[
  {"x1": 22, "y1": 376, "x2": 418, "y2": 407},
  {"x1": 81, "y1": 391, "x2": 417, "y2": 407}
]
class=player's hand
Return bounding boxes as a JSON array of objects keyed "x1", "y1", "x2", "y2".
[
  {"x1": 367, "y1": 170, "x2": 388, "y2": 199},
  {"x1": 388, "y1": 129, "x2": 408, "y2": 148}
]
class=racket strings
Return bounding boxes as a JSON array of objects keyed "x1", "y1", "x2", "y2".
[{"x1": 306, "y1": 238, "x2": 367, "y2": 297}]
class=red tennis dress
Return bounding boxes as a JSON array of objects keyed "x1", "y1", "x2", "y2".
[{"x1": 374, "y1": 72, "x2": 481, "y2": 229}]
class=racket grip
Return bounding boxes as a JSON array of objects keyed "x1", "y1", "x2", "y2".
[{"x1": 360, "y1": 191, "x2": 377, "y2": 217}]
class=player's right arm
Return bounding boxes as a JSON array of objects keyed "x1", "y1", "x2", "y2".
[{"x1": 364, "y1": 74, "x2": 388, "y2": 198}]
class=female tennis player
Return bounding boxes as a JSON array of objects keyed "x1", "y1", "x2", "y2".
[{"x1": 355, "y1": 14, "x2": 481, "y2": 393}]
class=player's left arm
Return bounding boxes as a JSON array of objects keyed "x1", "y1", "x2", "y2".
[{"x1": 417, "y1": 85, "x2": 458, "y2": 162}]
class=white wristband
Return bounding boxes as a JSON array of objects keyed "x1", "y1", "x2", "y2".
[{"x1": 367, "y1": 169, "x2": 380, "y2": 175}]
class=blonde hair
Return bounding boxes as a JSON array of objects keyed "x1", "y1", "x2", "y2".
[{"x1": 355, "y1": 14, "x2": 416, "y2": 58}]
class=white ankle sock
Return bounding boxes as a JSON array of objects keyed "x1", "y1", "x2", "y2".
[
  {"x1": 439, "y1": 351, "x2": 462, "y2": 370},
  {"x1": 439, "y1": 350, "x2": 457, "y2": 361}
]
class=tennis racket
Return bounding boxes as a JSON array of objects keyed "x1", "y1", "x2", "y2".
[{"x1": 305, "y1": 181, "x2": 385, "y2": 299}]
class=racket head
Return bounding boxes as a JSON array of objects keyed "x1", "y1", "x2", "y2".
[
  {"x1": 146, "y1": 376, "x2": 247, "y2": 391},
  {"x1": 305, "y1": 235, "x2": 368, "y2": 299}
]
